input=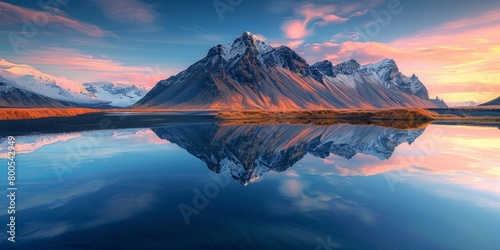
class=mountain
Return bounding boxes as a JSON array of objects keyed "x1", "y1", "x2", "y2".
[
  {"x1": 152, "y1": 123, "x2": 425, "y2": 185},
  {"x1": 0, "y1": 76, "x2": 72, "y2": 108},
  {"x1": 446, "y1": 101, "x2": 480, "y2": 107},
  {"x1": 0, "y1": 59, "x2": 108, "y2": 106},
  {"x1": 134, "y1": 32, "x2": 447, "y2": 109},
  {"x1": 479, "y1": 96, "x2": 500, "y2": 106},
  {"x1": 83, "y1": 82, "x2": 149, "y2": 107}
]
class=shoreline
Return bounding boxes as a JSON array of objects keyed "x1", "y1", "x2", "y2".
[{"x1": 1, "y1": 107, "x2": 499, "y2": 124}]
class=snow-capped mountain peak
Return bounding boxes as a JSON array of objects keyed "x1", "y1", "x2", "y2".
[
  {"x1": 333, "y1": 59, "x2": 361, "y2": 75},
  {"x1": 83, "y1": 82, "x2": 149, "y2": 107},
  {"x1": 134, "y1": 32, "x2": 447, "y2": 109},
  {"x1": 371, "y1": 58, "x2": 395, "y2": 67},
  {"x1": 0, "y1": 59, "x2": 92, "y2": 96},
  {"x1": 152, "y1": 123, "x2": 426, "y2": 185},
  {"x1": 311, "y1": 60, "x2": 335, "y2": 77},
  {"x1": 214, "y1": 32, "x2": 273, "y2": 63},
  {"x1": 361, "y1": 58, "x2": 397, "y2": 77}
]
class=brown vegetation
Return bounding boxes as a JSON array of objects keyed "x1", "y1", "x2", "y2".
[
  {"x1": 216, "y1": 108, "x2": 438, "y2": 129},
  {"x1": 0, "y1": 108, "x2": 101, "y2": 120},
  {"x1": 216, "y1": 108, "x2": 438, "y2": 121}
]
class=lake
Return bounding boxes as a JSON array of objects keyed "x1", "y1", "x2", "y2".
[{"x1": 0, "y1": 115, "x2": 499, "y2": 249}]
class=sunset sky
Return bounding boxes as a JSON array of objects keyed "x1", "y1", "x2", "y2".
[{"x1": 0, "y1": 0, "x2": 499, "y2": 103}]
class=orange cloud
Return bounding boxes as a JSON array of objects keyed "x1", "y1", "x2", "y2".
[
  {"x1": 281, "y1": 2, "x2": 377, "y2": 40},
  {"x1": 0, "y1": 2, "x2": 107, "y2": 37},
  {"x1": 300, "y1": 10, "x2": 500, "y2": 102},
  {"x1": 282, "y1": 20, "x2": 309, "y2": 39},
  {"x1": 0, "y1": 133, "x2": 82, "y2": 159},
  {"x1": 323, "y1": 125, "x2": 500, "y2": 197}
]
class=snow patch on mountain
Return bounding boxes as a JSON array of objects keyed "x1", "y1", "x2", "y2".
[
  {"x1": 0, "y1": 58, "x2": 106, "y2": 105},
  {"x1": 0, "y1": 75, "x2": 73, "y2": 108},
  {"x1": 446, "y1": 101, "x2": 480, "y2": 107},
  {"x1": 219, "y1": 32, "x2": 273, "y2": 62},
  {"x1": 135, "y1": 32, "x2": 447, "y2": 109},
  {"x1": 152, "y1": 123, "x2": 425, "y2": 185},
  {"x1": 83, "y1": 82, "x2": 149, "y2": 107}
]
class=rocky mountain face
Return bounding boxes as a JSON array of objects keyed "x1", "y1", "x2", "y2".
[
  {"x1": 479, "y1": 96, "x2": 500, "y2": 106},
  {"x1": 135, "y1": 32, "x2": 447, "y2": 109},
  {"x1": 152, "y1": 123, "x2": 425, "y2": 185}
]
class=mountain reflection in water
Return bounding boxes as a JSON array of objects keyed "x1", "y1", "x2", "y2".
[
  {"x1": 152, "y1": 123, "x2": 424, "y2": 185},
  {"x1": 1, "y1": 120, "x2": 499, "y2": 249}
]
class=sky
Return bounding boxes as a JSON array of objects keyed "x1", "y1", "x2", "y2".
[{"x1": 0, "y1": 0, "x2": 499, "y2": 103}]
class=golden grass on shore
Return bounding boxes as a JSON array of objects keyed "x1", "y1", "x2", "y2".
[
  {"x1": 219, "y1": 119, "x2": 432, "y2": 130},
  {"x1": 0, "y1": 108, "x2": 101, "y2": 120},
  {"x1": 216, "y1": 108, "x2": 438, "y2": 121}
]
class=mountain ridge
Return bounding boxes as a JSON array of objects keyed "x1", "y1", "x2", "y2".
[
  {"x1": 152, "y1": 123, "x2": 425, "y2": 185},
  {"x1": 134, "y1": 32, "x2": 447, "y2": 110},
  {"x1": 0, "y1": 76, "x2": 73, "y2": 108},
  {"x1": 479, "y1": 96, "x2": 500, "y2": 106},
  {"x1": 83, "y1": 82, "x2": 149, "y2": 107},
  {"x1": 0, "y1": 58, "x2": 149, "y2": 108}
]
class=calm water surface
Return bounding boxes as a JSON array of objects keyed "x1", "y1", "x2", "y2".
[{"x1": 0, "y1": 119, "x2": 499, "y2": 249}]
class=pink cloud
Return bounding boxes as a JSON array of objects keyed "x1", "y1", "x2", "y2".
[
  {"x1": 269, "y1": 39, "x2": 305, "y2": 49},
  {"x1": 0, "y1": 133, "x2": 82, "y2": 159},
  {"x1": 282, "y1": 20, "x2": 309, "y2": 39},
  {"x1": 10, "y1": 48, "x2": 180, "y2": 87},
  {"x1": 94, "y1": 0, "x2": 156, "y2": 24},
  {"x1": 336, "y1": 0, "x2": 383, "y2": 15},
  {"x1": 0, "y1": 2, "x2": 107, "y2": 37},
  {"x1": 285, "y1": 39, "x2": 306, "y2": 49},
  {"x1": 317, "y1": 14, "x2": 348, "y2": 25},
  {"x1": 320, "y1": 125, "x2": 500, "y2": 200},
  {"x1": 298, "y1": 10, "x2": 500, "y2": 102},
  {"x1": 281, "y1": 1, "x2": 382, "y2": 40},
  {"x1": 281, "y1": 3, "x2": 365, "y2": 40}
]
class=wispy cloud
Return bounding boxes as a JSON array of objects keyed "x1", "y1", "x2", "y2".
[
  {"x1": 178, "y1": 25, "x2": 225, "y2": 43},
  {"x1": 281, "y1": 4, "x2": 341, "y2": 40},
  {"x1": 93, "y1": 0, "x2": 157, "y2": 24},
  {"x1": 0, "y1": 133, "x2": 82, "y2": 159},
  {"x1": 299, "y1": 10, "x2": 500, "y2": 102},
  {"x1": 12, "y1": 47, "x2": 179, "y2": 87},
  {"x1": 0, "y1": 1, "x2": 107, "y2": 37},
  {"x1": 281, "y1": 1, "x2": 382, "y2": 40},
  {"x1": 328, "y1": 125, "x2": 500, "y2": 187}
]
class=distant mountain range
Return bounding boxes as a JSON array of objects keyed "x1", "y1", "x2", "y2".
[
  {"x1": 83, "y1": 82, "x2": 149, "y2": 107},
  {"x1": 152, "y1": 123, "x2": 425, "y2": 185},
  {"x1": 0, "y1": 59, "x2": 148, "y2": 108},
  {"x1": 446, "y1": 101, "x2": 480, "y2": 107},
  {"x1": 135, "y1": 32, "x2": 447, "y2": 109}
]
